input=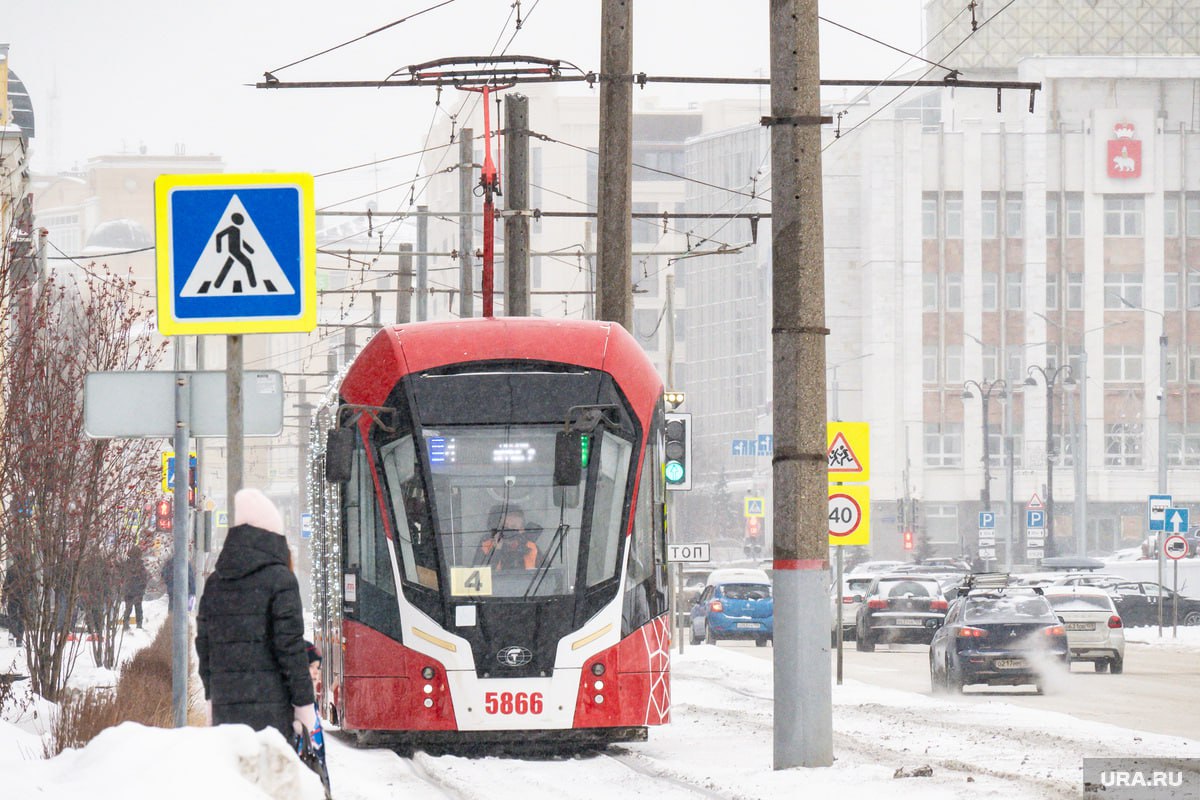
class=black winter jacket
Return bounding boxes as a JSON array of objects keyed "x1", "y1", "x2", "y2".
[{"x1": 195, "y1": 524, "x2": 314, "y2": 739}]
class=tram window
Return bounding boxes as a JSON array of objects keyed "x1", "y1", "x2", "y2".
[
  {"x1": 585, "y1": 433, "x2": 633, "y2": 588},
  {"x1": 346, "y1": 441, "x2": 395, "y2": 598},
  {"x1": 379, "y1": 435, "x2": 439, "y2": 590}
]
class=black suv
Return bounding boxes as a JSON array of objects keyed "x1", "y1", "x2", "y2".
[{"x1": 855, "y1": 574, "x2": 949, "y2": 651}]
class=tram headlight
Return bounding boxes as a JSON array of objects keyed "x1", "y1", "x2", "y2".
[
  {"x1": 591, "y1": 662, "x2": 605, "y2": 677},
  {"x1": 421, "y1": 666, "x2": 436, "y2": 680}
]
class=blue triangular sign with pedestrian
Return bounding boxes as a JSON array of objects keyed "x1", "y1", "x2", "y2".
[{"x1": 180, "y1": 195, "x2": 295, "y2": 298}]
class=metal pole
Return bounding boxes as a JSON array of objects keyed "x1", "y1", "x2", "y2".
[
  {"x1": 597, "y1": 0, "x2": 633, "y2": 329},
  {"x1": 504, "y1": 93, "x2": 530, "y2": 317},
  {"x1": 297, "y1": 380, "x2": 312, "y2": 610},
  {"x1": 981, "y1": 392, "x2": 992, "y2": 511},
  {"x1": 226, "y1": 335, "x2": 243, "y2": 549},
  {"x1": 1005, "y1": 367, "x2": 1015, "y2": 572},
  {"x1": 397, "y1": 243, "x2": 413, "y2": 324},
  {"x1": 1159, "y1": 326, "x2": 1167, "y2": 634},
  {"x1": 459, "y1": 128, "x2": 475, "y2": 318},
  {"x1": 1173, "y1": 557, "x2": 1179, "y2": 639},
  {"x1": 416, "y1": 205, "x2": 429, "y2": 321},
  {"x1": 770, "y1": 0, "x2": 832, "y2": 769},
  {"x1": 835, "y1": 546, "x2": 843, "y2": 685},
  {"x1": 666, "y1": 272, "x2": 682, "y2": 655},
  {"x1": 172, "y1": 339, "x2": 191, "y2": 727},
  {"x1": 1046, "y1": 379, "x2": 1055, "y2": 555},
  {"x1": 1077, "y1": 351, "x2": 1088, "y2": 556}
]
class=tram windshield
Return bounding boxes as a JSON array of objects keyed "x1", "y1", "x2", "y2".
[{"x1": 413, "y1": 424, "x2": 634, "y2": 600}]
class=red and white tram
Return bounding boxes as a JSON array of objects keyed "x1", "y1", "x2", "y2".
[{"x1": 310, "y1": 317, "x2": 671, "y2": 746}]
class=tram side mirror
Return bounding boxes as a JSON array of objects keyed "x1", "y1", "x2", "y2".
[
  {"x1": 554, "y1": 431, "x2": 582, "y2": 486},
  {"x1": 326, "y1": 429, "x2": 355, "y2": 483}
]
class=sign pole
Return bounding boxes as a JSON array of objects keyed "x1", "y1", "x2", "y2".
[
  {"x1": 835, "y1": 545, "x2": 843, "y2": 685},
  {"x1": 227, "y1": 335, "x2": 244, "y2": 535},
  {"x1": 1157, "y1": 529, "x2": 1164, "y2": 636},
  {"x1": 171, "y1": 339, "x2": 191, "y2": 727},
  {"x1": 1173, "y1": 556, "x2": 1179, "y2": 639}
]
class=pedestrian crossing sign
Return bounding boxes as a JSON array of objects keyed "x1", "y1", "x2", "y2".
[{"x1": 155, "y1": 173, "x2": 316, "y2": 335}]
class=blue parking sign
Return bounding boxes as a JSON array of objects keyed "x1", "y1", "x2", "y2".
[
  {"x1": 1026, "y1": 510, "x2": 1045, "y2": 529},
  {"x1": 978, "y1": 511, "x2": 996, "y2": 529}
]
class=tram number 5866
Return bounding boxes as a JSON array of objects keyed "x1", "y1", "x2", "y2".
[{"x1": 484, "y1": 691, "x2": 544, "y2": 715}]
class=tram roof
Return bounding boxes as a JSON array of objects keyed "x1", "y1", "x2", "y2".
[{"x1": 339, "y1": 317, "x2": 663, "y2": 412}]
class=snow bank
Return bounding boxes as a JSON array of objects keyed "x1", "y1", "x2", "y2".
[
  {"x1": 1124, "y1": 624, "x2": 1200, "y2": 650},
  {"x1": 10, "y1": 722, "x2": 325, "y2": 800}
]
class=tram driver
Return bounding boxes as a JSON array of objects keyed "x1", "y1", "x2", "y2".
[{"x1": 476, "y1": 504, "x2": 540, "y2": 571}]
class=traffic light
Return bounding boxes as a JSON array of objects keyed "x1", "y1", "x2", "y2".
[
  {"x1": 156, "y1": 499, "x2": 173, "y2": 532},
  {"x1": 664, "y1": 412, "x2": 692, "y2": 491},
  {"x1": 903, "y1": 530, "x2": 914, "y2": 551}
]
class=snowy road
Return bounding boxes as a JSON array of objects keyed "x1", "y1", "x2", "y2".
[
  {"x1": 320, "y1": 641, "x2": 1200, "y2": 799},
  {"x1": 735, "y1": 636, "x2": 1200, "y2": 739}
]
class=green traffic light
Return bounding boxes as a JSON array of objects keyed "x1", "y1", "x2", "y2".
[{"x1": 665, "y1": 460, "x2": 685, "y2": 484}]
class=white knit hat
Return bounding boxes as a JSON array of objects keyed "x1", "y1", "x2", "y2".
[{"x1": 233, "y1": 488, "x2": 284, "y2": 536}]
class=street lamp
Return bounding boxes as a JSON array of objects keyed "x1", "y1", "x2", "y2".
[
  {"x1": 1025, "y1": 364, "x2": 1076, "y2": 556},
  {"x1": 827, "y1": 353, "x2": 873, "y2": 422},
  {"x1": 961, "y1": 379, "x2": 1007, "y2": 514}
]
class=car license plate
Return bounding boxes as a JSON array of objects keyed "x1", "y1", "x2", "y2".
[
  {"x1": 995, "y1": 658, "x2": 1027, "y2": 669},
  {"x1": 896, "y1": 617, "x2": 921, "y2": 626},
  {"x1": 736, "y1": 622, "x2": 759, "y2": 629},
  {"x1": 1066, "y1": 622, "x2": 1093, "y2": 631}
]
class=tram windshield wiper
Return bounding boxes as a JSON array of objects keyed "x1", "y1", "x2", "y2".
[{"x1": 524, "y1": 521, "x2": 571, "y2": 598}]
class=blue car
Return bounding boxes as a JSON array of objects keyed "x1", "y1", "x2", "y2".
[{"x1": 689, "y1": 569, "x2": 773, "y2": 647}]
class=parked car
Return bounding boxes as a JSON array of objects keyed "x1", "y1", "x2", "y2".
[
  {"x1": 1109, "y1": 581, "x2": 1200, "y2": 627},
  {"x1": 689, "y1": 569, "x2": 773, "y2": 646},
  {"x1": 854, "y1": 574, "x2": 949, "y2": 651},
  {"x1": 918, "y1": 557, "x2": 973, "y2": 572},
  {"x1": 849, "y1": 560, "x2": 906, "y2": 576},
  {"x1": 1042, "y1": 586, "x2": 1125, "y2": 673},
  {"x1": 829, "y1": 575, "x2": 875, "y2": 643},
  {"x1": 929, "y1": 586, "x2": 1068, "y2": 694}
]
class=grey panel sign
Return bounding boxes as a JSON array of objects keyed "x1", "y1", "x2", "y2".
[{"x1": 85, "y1": 371, "x2": 283, "y2": 438}]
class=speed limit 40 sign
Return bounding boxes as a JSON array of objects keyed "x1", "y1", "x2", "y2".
[{"x1": 828, "y1": 484, "x2": 870, "y2": 547}]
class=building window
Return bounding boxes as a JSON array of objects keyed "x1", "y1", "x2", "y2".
[
  {"x1": 945, "y1": 272, "x2": 963, "y2": 311},
  {"x1": 1188, "y1": 272, "x2": 1200, "y2": 309},
  {"x1": 1006, "y1": 193, "x2": 1024, "y2": 238},
  {"x1": 1165, "y1": 194, "x2": 1181, "y2": 238},
  {"x1": 1165, "y1": 273, "x2": 1180, "y2": 311},
  {"x1": 1006, "y1": 345, "x2": 1024, "y2": 380},
  {"x1": 1045, "y1": 193, "x2": 1059, "y2": 238},
  {"x1": 1167, "y1": 423, "x2": 1200, "y2": 468},
  {"x1": 982, "y1": 345, "x2": 999, "y2": 381},
  {"x1": 1065, "y1": 193, "x2": 1084, "y2": 237},
  {"x1": 982, "y1": 272, "x2": 999, "y2": 311},
  {"x1": 944, "y1": 193, "x2": 963, "y2": 239},
  {"x1": 1188, "y1": 354, "x2": 1200, "y2": 383},
  {"x1": 923, "y1": 345, "x2": 938, "y2": 384},
  {"x1": 1052, "y1": 431, "x2": 1075, "y2": 467},
  {"x1": 923, "y1": 273, "x2": 939, "y2": 310},
  {"x1": 1066, "y1": 273, "x2": 1084, "y2": 310},
  {"x1": 1187, "y1": 193, "x2": 1200, "y2": 237},
  {"x1": 1103, "y1": 196, "x2": 1144, "y2": 237},
  {"x1": 924, "y1": 504, "x2": 960, "y2": 546},
  {"x1": 945, "y1": 345, "x2": 964, "y2": 383},
  {"x1": 922, "y1": 194, "x2": 938, "y2": 239},
  {"x1": 1104, "y1": 273, "x2": 1143, "y2": 309},
  {"x1": 981, "y1": 193, "x2": 999, "y2": 239},
  {"x1": 1045, "y1": 343, "x2": 1061, "y2": 371},
  {"x1": 1006, "y1": 272, "x2": 1024, "y2": 310},
  {"x1": 1105, "y1": 422, "x2": 1143, "y2": 467},
  {"x1": 1046, "y1": 272, "x2": 1060, "y2": 310},
  {"x1": 924, "y1": 423, "x2": 963, "y2": 468},
  {"x1": 1105, "y1": 345, "x2": 1143, "y2": 382},
  {"x1": 1067, "y1": 344, "x2": 1084, "y2": 373}
]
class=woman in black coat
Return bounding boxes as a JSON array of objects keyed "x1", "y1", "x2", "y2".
[{"x1": 195, "y1": 488, "x2": 314, "y2": 740}]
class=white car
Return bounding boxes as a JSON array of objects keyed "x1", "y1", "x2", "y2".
[
  {"x1": 829, "y1": 575, "x2": 874, "y2": 642},
  {"x1": 1042, "y1": 586, "x2": 1126, "y2": 674}
]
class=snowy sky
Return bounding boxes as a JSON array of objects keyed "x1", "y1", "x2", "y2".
[{"x1": 6, "y1": 0, "x2": 923, "y2": 205}]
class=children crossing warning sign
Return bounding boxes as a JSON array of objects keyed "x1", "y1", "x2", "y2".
[
  {"x1": 155, "y1": 173, "x2": 316, "y2": 335},
  {"x1": 827, "y1": 422, "x2": 870, "y2": 482}
]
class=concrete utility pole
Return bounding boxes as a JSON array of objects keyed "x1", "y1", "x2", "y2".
[
  {"x1": 504, "y1": 93, "x2": 531, "y2": 317},
  {"x1": 769, "y1": 0, "x2": 832, "y2": 769},
  {"x1": 416, "y1": 204, "x2": 429, "y2": 321},
  {"x1": 459, "y1": 128, "x2": 475, "y2": 318},
  {"x1": 397, "y1": 243, "x2": 413, "y2": 324},
  {"x1": 596, "y1": 0, "x2": 633, "y2": 329}
]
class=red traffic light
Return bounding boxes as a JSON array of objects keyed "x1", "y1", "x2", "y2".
[
  {"x1": 903, "y1": 530, "x2": 914, "y2": 551},
  {"x1": 156, "y1": 499, "x2": 173, "y2": 531}
]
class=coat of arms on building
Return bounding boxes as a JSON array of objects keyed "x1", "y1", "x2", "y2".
[{"x1": 1107, "y1": 122, "x2": 1141, "y2": 179}]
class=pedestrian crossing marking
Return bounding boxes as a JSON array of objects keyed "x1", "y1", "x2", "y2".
[{"x1": 180, "y1": 195, "x2": 295, "y2": 298}]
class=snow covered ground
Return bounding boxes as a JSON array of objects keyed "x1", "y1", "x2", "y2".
[
  {"x1": 1123, "y1": 624, "x2": 1200, "y2": 650},
  {"x1": 3, "y1": 619, "x2": 1199, "y2": 799}
]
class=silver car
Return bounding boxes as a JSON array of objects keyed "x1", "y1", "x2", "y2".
[
  {"x1": 830, "y1": 575, "x2": 874, "y2": 642},
  {"x1": 1043, "y1": 586, "x2": 1126, "y2": 674}
]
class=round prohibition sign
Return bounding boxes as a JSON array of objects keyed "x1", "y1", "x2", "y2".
[{"x1": 828, "y1": 492, "x2": 863, "y2": 538}]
